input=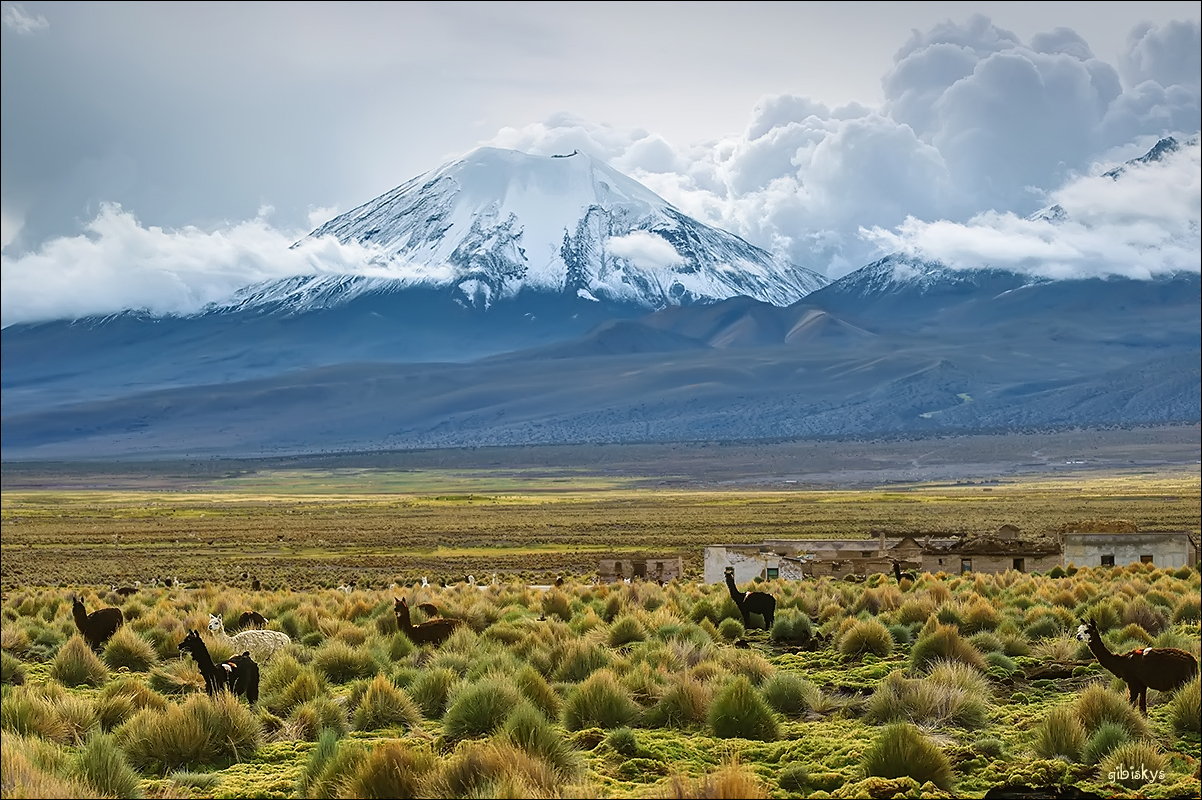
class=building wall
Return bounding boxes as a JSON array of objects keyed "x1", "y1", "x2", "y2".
[
  {"x1": 921, "y1": 552, "x2": 1061, "y2": 575},
  {"x1": 599, "y1": 557, "x2": 684, "y2": 582},
  {"x1": 1062, "y1": 533, "x2": 1195, "y2": 569}
]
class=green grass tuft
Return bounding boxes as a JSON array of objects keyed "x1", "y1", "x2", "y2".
[
  {"x1": 707, "y1": 675, "x2": 779, "y2": 741},
  {"x1": 862, "y1": 721, "x2": 954, "y2": 790}
]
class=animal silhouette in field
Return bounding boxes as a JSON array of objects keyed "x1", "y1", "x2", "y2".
[
  {"x1": 72, "y1": 596, "x2": 125, "y2": 652},
  {"x1": 892, "y1": 560, "x2": 917, "y2": 584},
  {"x1": 1076, "y1": 617, "x2": 1198, "y2": 714},
  {"x1": 235, "y1": 611, "x2": 268, "y2": 630},
  {"x1": 395, "y1": 597, "x2": 463, "y2": 646},
  {"x1": 416, "y1": 602, "x2": 440, "y2": 617},
  {"x1": 178, "y1": 629, "x2": 259, "y2": 704},
  {"x1": 724, "y1": 568, "x2": 776, "y2": 630},
  {"x1": 208, "y1": 613, "x2": 290, "y2": 664}
]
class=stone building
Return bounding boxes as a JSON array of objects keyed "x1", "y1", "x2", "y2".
[
  {"x1": 1062, "y1": 531, "x2": 1199, "y2": 569},
  {"x1": 598, "y1": 556, "x2": 684, "y2": 583},
  {"x1": 704, "y1": 525, "x2": 1064, "y2": 583}
]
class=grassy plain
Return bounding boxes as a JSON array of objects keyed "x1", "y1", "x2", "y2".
[{"x1": 1, "y1": 464, "x2": 1198, "y2": 591}]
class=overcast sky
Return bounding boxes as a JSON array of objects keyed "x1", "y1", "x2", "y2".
[{"x1": 2, "y1": 1, "x2": 1199, "y2": 324}]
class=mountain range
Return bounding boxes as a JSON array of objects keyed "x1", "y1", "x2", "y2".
[{"x1": 2, "y1": 142, "x2": 1198, "y2": 460}]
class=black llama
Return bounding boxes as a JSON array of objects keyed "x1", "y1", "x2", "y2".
[
  {"x1": 724, "y1": 567, "x2": 776, "y2": 630},
  {"x1": 178, "y1": 629, "x2": 260, "y2": 704}
]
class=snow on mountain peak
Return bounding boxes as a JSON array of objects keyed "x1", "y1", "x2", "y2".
[{"x1": 301, "y1": 147, "x2": 826, "y2": 310}]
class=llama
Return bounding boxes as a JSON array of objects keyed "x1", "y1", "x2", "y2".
[
  {"x1": 554, "y1": 575, "x2": 565, "y2": 587},
  {"x1": 208, "y1": 613, "x2": 290, "y2": 664},
  {"x1": 394, "y1": 597, "x2": 462, "y2": 646},
  {"x1": 178, "y1": 630, "x2": 259, "y2": 704},
  {"x1": 724, "y1": 568, "x2": 776, "y2": 630},
  {"x1": 112, "y1": 581, "x2": 140, "y2": 597},
  {"x1": 416, "y1": 602, "x2": 440, "y2": 617},
  {"x1": 235, "y1": 611, "x2": 268, "y2": 630},
  {"x1": 892, "y1": 561, "x2": 917, "y2": 584},
  {"x1": 72, "y1": 596, "x2": 125, "y2": 652},
  {"x1": 1077, "y1": 617, "x2": 1198, "y2": 714}
]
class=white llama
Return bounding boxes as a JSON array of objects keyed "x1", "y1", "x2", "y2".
[{"x1": 208, "y1": 613, "x2": 290, "y2": 664}]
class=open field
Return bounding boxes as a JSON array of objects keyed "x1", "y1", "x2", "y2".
[
  {"x1": 2, "y1": 433, "x2": 1200, "y2": 798},
  {"x1": 1, "y1": 463, "x2": 1199, "y2": 591}
]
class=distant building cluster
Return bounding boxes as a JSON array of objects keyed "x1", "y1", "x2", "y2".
[{"x1": 704, "y1": 527, "x2": 1199, "y2": 584}]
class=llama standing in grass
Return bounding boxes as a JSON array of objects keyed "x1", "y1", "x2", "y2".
[
  {"x1": 235, "y1": 611, "x2": 268, "y2": 630},
  {"x1": 208, "y1": 613, "x2": 290, "y2": 664},
  {"x1": 1077, "y1": 617, "x2": 1198, "y2": 715},
  {"x1": 395, "y1": 597, "x2": 463, "y2": 646},
  {"x1": 178, "y1": 630, "x2": 259, "y2": 704},
  {"x1": 72, "y1": 596, "x2": 125, "y2": 652},
  {"x1": 892, "y1": 560, "x2": 917, "y2": 584},
  {"x1": 724, "y1": 568, "x2": 776, "y2": 630}
]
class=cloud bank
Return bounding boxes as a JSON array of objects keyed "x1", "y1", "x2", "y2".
[{"x1": 2, "y1": 14, "x2": 1199, "y2": 326}]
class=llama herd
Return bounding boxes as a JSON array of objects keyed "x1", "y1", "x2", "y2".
[{"x1": 71, "y1": 578, "x2": 1199, "y2": 717}]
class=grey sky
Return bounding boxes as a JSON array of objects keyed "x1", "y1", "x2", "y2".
[{"x1": 1, "y1": 1, "x2": 1199, "y2": 324}]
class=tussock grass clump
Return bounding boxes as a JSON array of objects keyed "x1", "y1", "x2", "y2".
[
  {"x1": 563, "y1": 669, "x2": 641, "y2": 731},
  {"x1": 864, "y1": 663, "x2": 991, "y2": 729},
  {"x1": 502, "y1": 701, "x2": 582, "y2": 778},
  {"x1": 73, "y1": 731, "x2": 142, "y2": 799},
  {"x1": 148, "y1": 658, "x2": 204, "y2": 696},
  {"x1": 1074, "y1": 683, "x2": 1149, "y2": 738},
  {"x1": 282, "y1": 695, "x2": 350, "y2": 741},
  {"x1": 1099, "y1": 741, "x2": 1169, "y2": 789},
  {"x1": 718, "y1": 648, "x2": 774, "y2": 686},
  {"x1": 101, "y1": 625, "x2": 158, "y2": 672},
  {"x1": 1081, "y1": 722, "x2": 1131, "y2": 765},
  {"x1": 644, "y1": 676, "x2": 712, "y2": 729},
  {"x1": 432, "y1": 740, "x2": 560, "y2": 799},
  {"x1": 296, "y1": 727, "x2": 343, "y2": 798},
  {"x1": 1122, "y1": 596, "x2": 1167, "y2": 635},
  {"x1": 862, "y1": 722, "x2": 953, "y2": 790},
  {"x1": 353, "y1": 673, "x2": 421, "y2": 731},
  {"x1": 961, "y1": 599, "x2": 1000, "y2": 632},
  {"x1": 312, "y1": 637, "x2": 380, "y2": 684},
  {"x1": 54, "y1": 694, "x2": 98, "y2": 744},
  {"x1": 346, "y1": 740, "x2": 437, "y2": 799},
  {"x1": 551, "y1": 639, "x2": 611, "y2": 683},
  {"x1": 838, "y1": 618, "x2": 894, "y2": 658},
  {"x1": 514, "y1": 663, "x2": 561, "y2": 720},
  {"x1": 117, "y1": 691, "x2": 261, "y2": 773},
  {"x1": 542, "y1": 590, "x2": 573, "y2": 623},
  {"x1": 409, "y1": 666, "x2": 459, "y2": 719},
  {"x1": 760, "y1": 671, "x2": 821, "y2": 717},
  {"x1": 1, "y1": 687, "x2": 72, "y2": 743},
  {"x1": 769, "y1": 610, "x2": 813, "y2": 644},
  {"x1": 2, "y1": 648, "x2": 26, "y2": 685},
  {"x1": 1034, "y1": 706, "x2": 1085, "y2": 761},
  {"x1": 264, "y1": 665, "x2": 329, "y2": 718},
  {"x1": 1, "y1": 734, "x2": 103, "y2": 799},
  {"x1": 707, "y1": 675, "x2": 779, "y2": 741},
  {"x1": 1171, "y1": 594, "x2": 1201, "y2": 624},
  {"x1": 778, "y1": 762, "x2": 809, "y2": 792},
  {"x1": 910, "y1": 623, "x2": 986, "y2": 673},
  {"x1": 608, "y1": 615, "x2": 646, "y2": 648},
  {"x1": 1169, "y1": 673, "x2": 1201, "y2": 734},
  {"x1": 663, "y1": 759, "x2": 770, "y2": 799},
  {"x1": 50, "y1": 635, "x2": 108, "y2": 687},
  {"x1": 717, "y1": 617, "x2": 745, "y2": 641},
  {"x1": 443, "y1": 676, "x2": 523, "y2": 741}
]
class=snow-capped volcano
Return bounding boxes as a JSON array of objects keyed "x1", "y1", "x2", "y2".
[{"x1": 303, "y1": 147, "x2": 827, "y2": 309}]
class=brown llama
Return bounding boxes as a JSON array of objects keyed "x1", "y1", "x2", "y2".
[
  {"x1": 416, "y1": 602, "x2": 440, "y2": 617},
  {"x1": 72, "y1": 596, "x2": 125, "y2": 652},
  {"x1": 395, "y1": 597, "x2": 462, "y2": 646},
  {"x1": 1077, "y1": 617, "x2": 1198, "y2": 714}
]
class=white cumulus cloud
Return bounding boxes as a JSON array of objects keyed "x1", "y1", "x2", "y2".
[{"x1": 607, "y1": 230, "x2": 685, "y2": 269}]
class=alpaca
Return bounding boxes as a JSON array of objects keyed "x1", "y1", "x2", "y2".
[
  {"x1": 72, "y1": 596, "x2": 125, "y2": 652},
  {"x1": 554, "y1": 575, "x2": 565, "y2": 587},
  {"x1": 724, "y1": 569, "x2": 776, "y2": 630},
  {"x1": 236, "y1": 611, "x2": 268, "y2": 630},
  {"x1": 113, "y1": 581, "x2": 140, "y2": 597},
  {"x1": 416, "y1": 602, "x2": 440, "y2": 617},
  {"x1": 394, "y1": 597, "x2": 462, "y2": 646},
  {"x1": 208, "y1": 613, "x2": 290, "y2": 664},
  {"x1": 892, "y1": 561, "x2": 917, "y2": 584},
  {"x1": 1077, "y1": 617, "x2": 1198, "y2": 714},
  {"x1": 178, "y1": 630, "x2": 259, "y2": 704}
]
